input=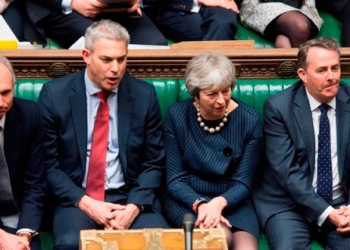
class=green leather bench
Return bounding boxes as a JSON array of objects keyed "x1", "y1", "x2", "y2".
[
  {"x1": 45, "y1": 11, "x2": 342, "y2": 49},
  {"x1": 17, "y1": 77, "x2": 350, "y2": 250}
]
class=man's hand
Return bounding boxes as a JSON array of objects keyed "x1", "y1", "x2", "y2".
[
  {"x1": 198, "y1": 0, "x2": 239, "y2": 13},
  {"x1": 77, "y1": 195, "x2": 125, "y2": 227},
  {"x1": 106, "y1": 203, "x2": 141, "y2": 230},
  {"x1": 0, "y1": 229, "x2": 30, "y2": 250},
  {"x1": 335, "y1": 206, "x2": 350, "y2": 234},
  {"x1": 195, "y1": 196, "x2": 231, "y2": 229},
  {"x1": 71, "y1": 0, "x2": 108, "y2": 17}
]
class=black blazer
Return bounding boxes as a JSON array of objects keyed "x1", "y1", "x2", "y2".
[
  {"x1": 4, "y1": 98, "x2": 46, "y2": 230},
  {"x1": 38, "y1": 69, "x2": 165, "y2": 211},
  {"x1": 253, "y1": 81, "x2": 350, "y2": 227}
]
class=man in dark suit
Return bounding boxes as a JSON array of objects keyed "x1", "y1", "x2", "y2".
[
  {"x1": 315, "y1": 0, "x2": 350, "y2": 47},
  {"x1": 38, "y1": 19, "x2": 169, "y2": 249},
  {"x1": 0, "y1": 55, "x2": 46, "y2": 250},
  {"x1": 144, "y1": 0, "x2": 242, "y2": 43},
  {"x1": 24, "y1": 0, "x2": 167, "y2": 48},
  {"x1": 254, "y1": 37, "x2": 350, "y2": 249}
]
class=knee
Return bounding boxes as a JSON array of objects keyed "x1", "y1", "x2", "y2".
[
  {"x1": 54, "y1": 232, "x2": 79, "y2": 250},
  {"x1": 292, "y1": 20, "x2": 312, "y2": 38}
]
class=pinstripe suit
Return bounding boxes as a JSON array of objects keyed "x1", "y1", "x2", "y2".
[{"x1": 162, "y1": 98, "x2": 262, "y2": 238}]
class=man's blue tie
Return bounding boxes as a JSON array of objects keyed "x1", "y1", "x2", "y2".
[{"x1": 317, "y1": 104, "x2": 333, "y2": 205}]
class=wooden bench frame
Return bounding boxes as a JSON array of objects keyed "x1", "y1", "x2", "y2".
[{"x1": 2, "y1": 48, "x2": 350, "y2": 80}]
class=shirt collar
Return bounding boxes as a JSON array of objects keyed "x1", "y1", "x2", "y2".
[
  {"x1": 84, "y1": 71, "x2": 118, "y2": 96},
  {"x1": 305, "y1": 88, "x2": 336, "y2": 112}
]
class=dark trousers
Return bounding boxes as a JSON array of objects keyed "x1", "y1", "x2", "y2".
[
  {"x1": 52, "y1": 189, "x2": 169, "y2": 250},
  {"x1": 2, "y1": 226, "x2": 41, "y2": 250},
  {"x1": 42, "y1": 10, "x2": 168, "y2": 48},
  {"x1": 264, "y1": 197, "x2": 350, "y2": 250},
  {"x1": 316, "y1": 0, "x2": 350, "y2": 47},
  {"x1": 2, "y1": 1, "x2": 25, "y2": 41},
  {"x1": 154, "y1": 6, "x2": 239, "y2": 43}
]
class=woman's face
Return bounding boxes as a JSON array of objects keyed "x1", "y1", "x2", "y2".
[{"x1": 196, "y1": 85, "x2": 232, "y2": 120}]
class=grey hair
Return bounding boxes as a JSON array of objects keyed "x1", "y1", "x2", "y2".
[
  {"x1": 0, "y1": 55, "x2": 15, "y2": 85},
  {"x1": 298, "y1": 37, "x2": 340, "y2": 70},
  {"x1": 185, "y1": 52, "x2": 236, "y2": 97},
  {"x1": 84, "y1": 20, "x2": 130, "y2": 52}
]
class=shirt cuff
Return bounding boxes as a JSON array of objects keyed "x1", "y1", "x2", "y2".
[
  {"x1": 62, "y1": 0, "x2": 72, "y2": 14},
  {"x1": 16, "y1": 228, "x2": 38, "y2": 237},
  {"x1": 191, "y1": 0, "x2": 200, "y2": 13},
  {"x1": 316, "y1": 206, "x2": 334, "y2": 227}
]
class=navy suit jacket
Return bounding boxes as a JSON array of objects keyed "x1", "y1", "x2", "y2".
[
  {"x1": 38, "y1": 69, "x2": 165, "y2": 211},
  {"x1": 162, "y1": 98, "x2": 261, "y2": 237},
  {"x1": 3, "y1": 98, "x2": 46, "y2": 230},
  {"x1": 253, "y1": 81, "x2": 350, "y2": 227}
]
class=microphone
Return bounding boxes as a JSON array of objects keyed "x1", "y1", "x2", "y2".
[{"x1": 182, "y1": 213, "x2": 194, "y2": 250}]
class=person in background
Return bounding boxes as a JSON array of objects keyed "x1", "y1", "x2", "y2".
[
  {"x1": 1, "y1": 0, "x2": 26, "y2": 41},
  {"x1": 38, "y1": 19, "x2": 169, "y2": 250},
  {"x1": 240, "y1": 0, "x2": 323, "y2": 48},
  {"x1": 24, "y1": 0, "x2": 167, "y2": 48},
  {"x1": 162, "y1": 52, "x2": 262, "y2": 250},
  {"x1": 0, "y1": 55, "x2": 46, "y2": 250},
  {"x1": 254, "y1": 37, "x2": 350, "y2": 249},
  {"x1": 315, "y1": 0, "x2": 350, "y2": 47},
  {"x1": 144, "y1": 0, "x2": 243, "y2": 43}
]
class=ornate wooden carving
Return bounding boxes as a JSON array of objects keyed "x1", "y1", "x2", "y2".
[{"x1": 2, "y1": 48, "x2": 350, "y2": 79}]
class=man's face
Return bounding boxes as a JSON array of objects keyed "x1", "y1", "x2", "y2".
[
  {"x1": 82, "y1": 37, "x2": 128, "y2": 91},
  {"x1": 297, "y1": 47, "x2": 340, "y2": 103},
  {"x1": 0, "y1": 64, "x2": 14, "y2": 119}
]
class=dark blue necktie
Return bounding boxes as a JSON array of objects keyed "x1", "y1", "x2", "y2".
[{"x1": 317, "y1": 104, "x2": 333, "y2": 205}]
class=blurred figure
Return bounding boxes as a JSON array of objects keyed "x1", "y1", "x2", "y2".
[
  {"x1": 144, "y1": 0, "x2": 243, "y2": 42},
  {"x1": 240, "y1": 0, "x2": 323, "y2": 48}
]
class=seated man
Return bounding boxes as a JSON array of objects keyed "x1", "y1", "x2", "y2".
[
  {"x1": 316, "y1": 0, "x2": 350, "y2": 47},
  {"x1": 24, "y1": 0, "x2": 167, "y2": 48},
  {"x1": 0, "y1": 55, "x2": 46, "y2": 250},
  {"x1": 254, "y1": 37, "x2": 350, "y2": 249},
  {"x1": 144, "y1": 0, "x2": 242, "y2": 42},
  {"x1": 38, "y1": 19, "x2": 169, "y2": 249}
]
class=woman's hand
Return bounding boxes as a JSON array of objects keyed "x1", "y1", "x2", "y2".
[{"x1": 195, "y1": 196, "x2": 232, "y2": 228}]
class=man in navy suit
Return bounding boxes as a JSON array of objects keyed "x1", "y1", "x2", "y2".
[
  {"x1": 315, "y1": 0, "x2": 350, "y2": 47},
  {"x1": 38, "y1": 19, "x2": 169, "y2": 250},
  {"x1": 24, "y1": 0, "x2": 167, "y2": 48},
  {"x1": 254, "y1": 37, "x2": 350, "y2": 249},
  {"x1": 0, "y1": 55, "x2": 46, "y2": 250}
]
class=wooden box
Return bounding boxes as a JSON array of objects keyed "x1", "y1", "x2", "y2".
[{"x1": 80, "y1": 228, "x2": 227, "y2": 250}]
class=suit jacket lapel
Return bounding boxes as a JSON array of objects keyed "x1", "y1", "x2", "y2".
[
  {"x1": 335, "y1": 88, "x2": 350, "y2": 180},
  {"x1": 4, "y1": 105, "x2": 21, "y2": 177},
  {"x1": 294, "y1": 84, "x2": 316, "y2": 175},
  {"x1": 69, "y1": 71, "x2": 88, "y2": 170},
  {"x1": 118, "y1": 77, "x2": 134, "y2": 171}
]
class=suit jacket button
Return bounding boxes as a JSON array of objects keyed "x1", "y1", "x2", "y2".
[
  {"x1": 223, "y1": 147, "x2": 232, "y2": 157},
  {"x1": 288, "y1": 203, "x2": 294, "y2": 208}
]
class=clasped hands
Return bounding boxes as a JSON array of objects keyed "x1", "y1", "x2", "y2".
[
  {"x1": 195, "y1": 196, "x2": 232, "y2": 229},
  {"x1": 328, "y1": 206, "x2": 350, "y2": 234},
  {"x1": 77, "y1": 195, "x2": 140, "y2": 230},
  {"x1": 71, "y1": 0, "x2": 142, "y2": 18}
]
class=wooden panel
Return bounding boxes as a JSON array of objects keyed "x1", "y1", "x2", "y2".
[
  {"x1": 80, "y1": 228, "x2": 227, "y2": 250},
  {"x1": 2, "y1": 48, "x2": 350, "y2": 79}
]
